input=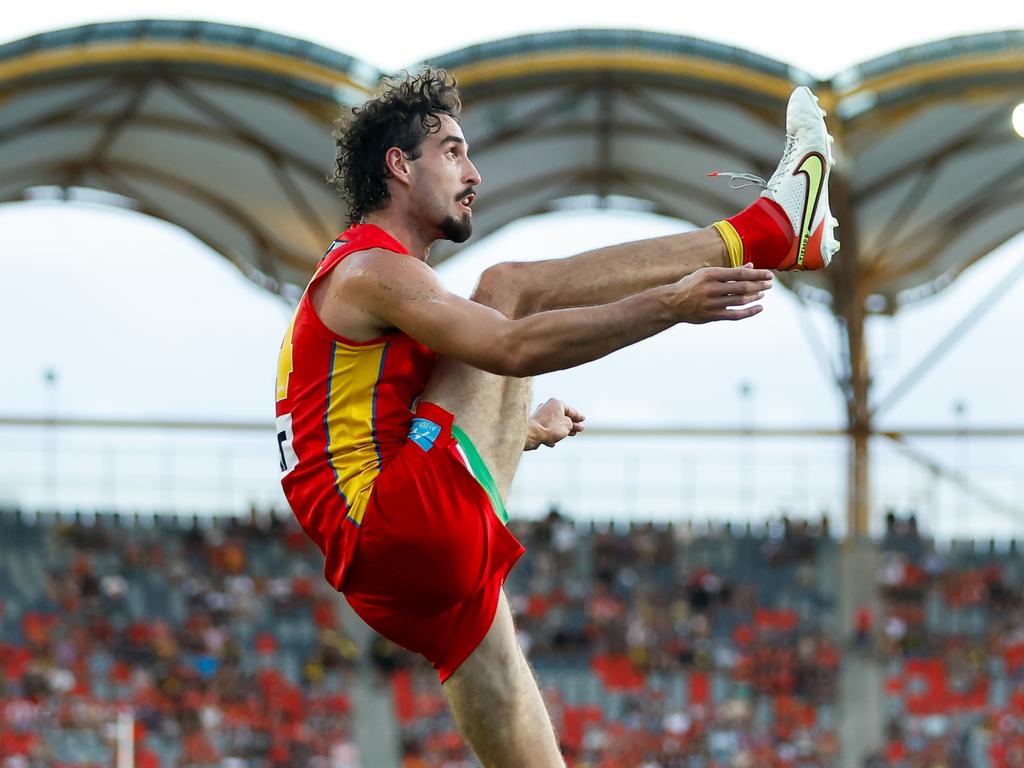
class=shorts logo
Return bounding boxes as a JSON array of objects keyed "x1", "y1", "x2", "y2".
[{"x1": 408, "y1": 418, "x2": 441, "y2": 452}]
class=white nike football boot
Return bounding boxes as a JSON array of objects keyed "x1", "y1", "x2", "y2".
[
  {"x1": 765, "y1": 86, "x2": 839, "y2": 269},
  {"x1": 712, "y1": 86, "x2": 839, "y2": 270}
]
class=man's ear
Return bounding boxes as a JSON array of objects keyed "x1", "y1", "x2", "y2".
[{"x1": 384, "y1": 147, "x2": 413, "y2": 188}]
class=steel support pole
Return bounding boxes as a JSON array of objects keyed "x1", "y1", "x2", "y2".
[{"x1": 828, "y1": 170, "x2": 871, "y2": 540}]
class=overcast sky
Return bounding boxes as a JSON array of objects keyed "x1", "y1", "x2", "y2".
[
  {"x1": 4, "y1": 0, "x2": 1023, "y2": 78},
  {"x1": 2, "y1": 2, "x2": 1022, "y2": 536}
]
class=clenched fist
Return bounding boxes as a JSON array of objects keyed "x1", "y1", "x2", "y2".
[{"x1": 525, "y1": 398, "x2": 585, "y2": 450}]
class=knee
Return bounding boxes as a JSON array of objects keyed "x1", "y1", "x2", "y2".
[{"x1": 471, "y1": 262, "x2": 542, "y2": 319}]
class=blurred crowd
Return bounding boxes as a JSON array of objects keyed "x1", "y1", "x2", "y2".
[
  {"x1": 872, "y1": 512, "x2": 1024, "y2": 768},
  {"x1": 7, "y1": 506, "x2": 1022, "y2": 768},
  {"x1": 0, "y1": 508, "x2": 840, "y2": 768},
  {"x1": 0, "y1": 511, "x2": 360, "y2": 767}
]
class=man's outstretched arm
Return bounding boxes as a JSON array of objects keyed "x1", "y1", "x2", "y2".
[{"x1": 334, "y1": 248, "x2": 772, "y2": 378}]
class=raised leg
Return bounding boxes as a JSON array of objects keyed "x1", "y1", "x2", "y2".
[
  {"x1": 500, "y1": 226, "x2": 727, "y2": 316},
  {"x1": 420, "y1": 227, "x2": 727, "y2": 485}
]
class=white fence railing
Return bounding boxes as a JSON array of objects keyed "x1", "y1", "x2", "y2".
[{"x1": 1, "y1": 423, "x2": 1021, "y2": 541}]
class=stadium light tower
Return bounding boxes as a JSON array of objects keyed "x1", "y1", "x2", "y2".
[
  {"x1": 738, "y1": 381, "x2": 755, "y2": 510},
  {"x1": 43, "y1": 368, "x2": 59, "y2": 507}
]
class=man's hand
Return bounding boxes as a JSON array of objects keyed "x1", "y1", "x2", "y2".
[
  {"x1": 525, "y1": 398, "x2": 585, "y2": 450},
  {"x1": 669, "y1": 262, "x2": 773, "y2": 324}
]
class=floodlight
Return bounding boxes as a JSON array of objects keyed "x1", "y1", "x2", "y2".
[{"x1": 1013, "y1": 103, "x2": 1024, "y2": 138}]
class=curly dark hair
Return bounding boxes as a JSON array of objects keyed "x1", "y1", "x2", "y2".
[{"x1": 329, "y1": 67, "x2": 463, "y2": 224}]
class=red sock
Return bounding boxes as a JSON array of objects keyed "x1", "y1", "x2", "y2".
[{"x1": 726, "y1": 197, "x2": 794, "y2": 270}]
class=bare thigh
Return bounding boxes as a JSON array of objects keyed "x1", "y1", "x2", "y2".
[
  {"x1": 418, "y1": 264, "x2": 538, "y2": 501},
  {"x1": 419, "y1": 358, "x2": 530, "y2": 500}
]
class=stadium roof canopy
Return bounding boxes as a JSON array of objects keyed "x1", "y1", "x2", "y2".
[
  {"x1": 0, "y1": 20, "x2": 380, "y2": 295},
  {"x1": 1, "y1": 20, "x2": 1023, "y2": 312}
]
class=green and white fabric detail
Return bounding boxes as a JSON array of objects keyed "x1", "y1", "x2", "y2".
[{"x1": 451, "y1": 424, "x2": 509, "y2": 525}]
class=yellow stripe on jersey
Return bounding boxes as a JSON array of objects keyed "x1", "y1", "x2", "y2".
[
  {"x1": 276, "y1": 313, "x2": 297, "y2": 402},
  {"x1": 324, "y1": 339, "x2": 388, "y2": 526},
  {"x1": 277, "y1": 260, "x2": 327, "y2": 403}
]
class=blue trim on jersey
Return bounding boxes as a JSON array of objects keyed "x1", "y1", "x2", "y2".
[{"x1": 369, "y1": 342, "x2": 389, "y2": 469}]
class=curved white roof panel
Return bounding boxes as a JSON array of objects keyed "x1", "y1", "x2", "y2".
[{"x1": 1, "y1": 21, "x2": 1022, "y2": 311}]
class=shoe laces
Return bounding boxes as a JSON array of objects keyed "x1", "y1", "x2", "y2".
[
  {"x1": 709, "y1": 130, "x2": 797, "y2": 193},
  {"x1": 768, "y1": 132, "x2": 799, "y2": 189},
  {"x1": 707, "y1": 171, "x2": 767, "y2": 190}
]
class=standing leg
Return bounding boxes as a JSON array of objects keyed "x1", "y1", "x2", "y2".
[
  {"x1": 444, "y1": 591, "x2": 563, "y2": 768},
  {"x1": 418, "y1": 265, "x2": 562, "y2": 767}
]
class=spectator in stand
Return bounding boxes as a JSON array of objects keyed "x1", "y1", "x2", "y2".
[{"x1": 854, "y1": 605, "x2": 874, "y2": 653}]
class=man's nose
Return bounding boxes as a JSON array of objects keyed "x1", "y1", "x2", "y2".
[{"x1": 465, "y1": 160, "x2": 481, "y2": 187}]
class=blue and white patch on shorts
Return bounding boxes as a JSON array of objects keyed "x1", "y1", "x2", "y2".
[{"x1": 408, "y1": 417, "x2": 441, "y2": 452}]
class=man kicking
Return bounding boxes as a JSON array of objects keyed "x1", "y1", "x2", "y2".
[{"x1": 274, "y1": 68, "x2": 836, "y2": 767}]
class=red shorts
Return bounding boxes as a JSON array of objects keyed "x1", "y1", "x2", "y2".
[{"x1": 342, "y1": 402, "x2": 525, "y2": 682}]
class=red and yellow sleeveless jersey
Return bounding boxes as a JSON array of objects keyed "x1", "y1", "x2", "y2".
[{"x1": 274, "y1": 224, "x2": 437, "y2": 589}]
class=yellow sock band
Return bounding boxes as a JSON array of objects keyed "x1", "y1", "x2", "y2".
[{"x1": 712, "y1": 220, "x2": 744, "y2": 268}]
